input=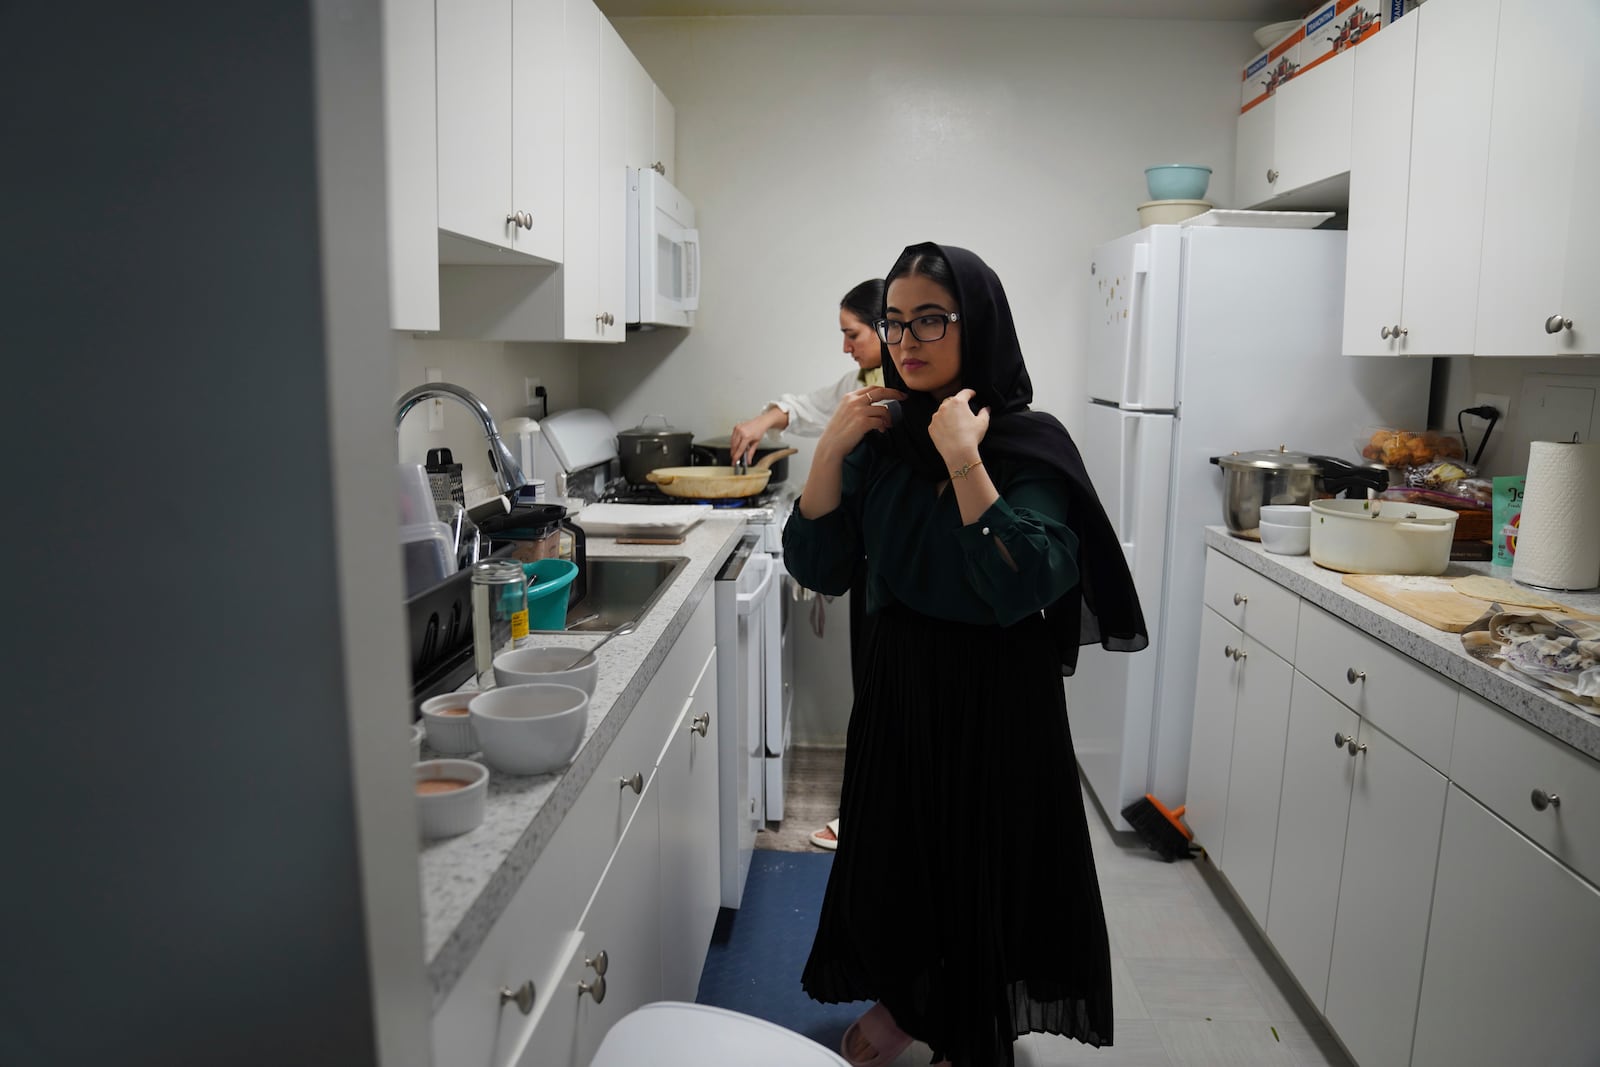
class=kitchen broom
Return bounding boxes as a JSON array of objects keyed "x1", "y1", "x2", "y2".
[{"x1": 1120, "y1": 794, "x2": 1195, "y2": 862}]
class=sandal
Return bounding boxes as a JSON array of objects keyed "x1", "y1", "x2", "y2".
[
  {"x1": 839, "y1": 1002, "x2": 911, "y2": 1067},
  {"x1": 809, "y1": 817, "x2": 840, "y2": 851}
]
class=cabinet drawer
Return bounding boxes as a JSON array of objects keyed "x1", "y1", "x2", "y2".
[
  {"x1": 1202, "y1": 550, "x2": 1299, "y2": 659},
  {"x1": 1451, "y1": 690, "x2": 1600, "y2": 886},
  {"x1": 1295, "y1": 601, "x2": 1457, "y2": 771}
]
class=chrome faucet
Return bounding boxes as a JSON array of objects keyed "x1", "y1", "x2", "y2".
[{"x1": 394, "y1": 382, "x2": 527, "y2": 498}]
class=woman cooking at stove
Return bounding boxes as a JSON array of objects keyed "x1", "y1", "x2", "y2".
[
  {"x1": 729, "y1": 277, "x2": 887, "y2": 852},
  {"x1": 785, "y1": 242, "x2": 1147, "y2": 1066}
]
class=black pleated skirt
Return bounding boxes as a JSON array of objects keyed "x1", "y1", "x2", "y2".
[{"x1": 801, "y1": 604, "x2": 1113, "y2": 1066}]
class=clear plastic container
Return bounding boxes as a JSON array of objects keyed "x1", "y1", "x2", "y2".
[
  {"x1": 397, "y1": 462, "x2": 436, "y2": 525},
  {"x1": 400, "y1": 520, "x2": 455, "y2": 597}
]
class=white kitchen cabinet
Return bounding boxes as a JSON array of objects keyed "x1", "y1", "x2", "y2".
[
  {"x1": 1218, "y1": 633, "x2": 1292, "y2": 928},
  {"x1": 1340, "y1": 10, "x2": 1415, "y2": 356},
  {"x1": 1473, "y1": 0, "x2": 1600, "y2": 356},
  {"x1": 1322, "y1": 716, "x2": 1447, "y2": 1067},
  {"x1": 1394, "y1": 0, "x2": 1500, "y2": 355},
  {"x1": 381, "y1": 0, "x2": 439, "y2": 330},
  {"x1": 1185, "y1": 608, "x2": 1241, "y2": 859},
  {"x1": 1264, "y1": 671, "x2": 1358, "y2": 1010},
  {"x1": 1232, "y1": 50, "x2": 1353, "y2": 210},
  {"x1": 1410, "y1": 786, "x2": 1600, "y2": 1067},
  {"x1": 625, "y1": 53, "x2": 677, "y2": 181},
  {"x1": 574, "y1": 779, "x2": 663, "y2": 1066},
  {"x1": 436, "y1": 0, "x2": 563, "y2": 265},
  {"x1": 657, "y1": 647, "x2": 720, "y2": 1003}
]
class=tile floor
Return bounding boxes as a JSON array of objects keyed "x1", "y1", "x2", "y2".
[{"x1": 766, "y1": 745, "x2": 1356, "y2": 1067}]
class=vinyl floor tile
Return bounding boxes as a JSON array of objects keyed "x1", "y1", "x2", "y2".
[
  {"x1": 1105, "y1": 901, "x2": 1232, "y2": 960},
  {"x1": 1110, "y1": 957, "x2": 1149, "y2": 1022},
  {"x1": 1125, "y1": 958, "x2": 1271, "y2": 1021},
  {"x1": 1154, "y1": 1019, "x2": 1302, "y2": 1065},
  {"x1": 1016, "y1": 1022, "x2": 1174, "y2": 1067}
]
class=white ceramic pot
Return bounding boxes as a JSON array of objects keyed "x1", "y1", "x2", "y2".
[{"x1": 1309, "y1": 499, "x2": 1458, "y2": 575}]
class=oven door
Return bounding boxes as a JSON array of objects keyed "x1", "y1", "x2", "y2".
[{"x1": 714, "y1": 536, "x2": 769, "y2": 907}]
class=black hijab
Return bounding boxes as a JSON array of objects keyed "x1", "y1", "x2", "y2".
[{"x1": 875, "y1": 241, "x2": 1148, "y2": 674}]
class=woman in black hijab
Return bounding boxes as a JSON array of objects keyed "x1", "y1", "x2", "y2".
[{"x1": 784, "y1": 242, "x2": 1147, "y2": 1067}]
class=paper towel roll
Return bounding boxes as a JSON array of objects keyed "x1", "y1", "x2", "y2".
[{"x1": 1512, "y1": 440, "x2": 1600, "y2": 591}]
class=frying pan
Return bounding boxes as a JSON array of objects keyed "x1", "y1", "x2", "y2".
[{"x1": 646, "y1": 448, "x2": 798, "y2": 499}]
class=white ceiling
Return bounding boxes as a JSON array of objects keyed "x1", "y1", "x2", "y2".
[{"x1": 596, "y1": 0, "x2": 1308, "y2": 20}]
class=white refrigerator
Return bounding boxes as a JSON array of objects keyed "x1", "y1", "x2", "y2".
[{"x1": 1071, "y1": 225, "x2": 1430, "y2": 830}]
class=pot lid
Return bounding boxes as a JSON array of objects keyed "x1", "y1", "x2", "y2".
[
  {"x1": 619, "y1": 413, "x2": 691, "y2": 437},
  {"x1": 1212, "y1": 445, "x2": 1318, "y2": 472}
]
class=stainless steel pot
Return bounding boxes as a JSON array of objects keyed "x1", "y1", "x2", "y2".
[
  {"x1": 1212, "y1": 447, "x2": 1388, "y2": 537},
  {"x1": 617, "y1": 414, "x2": 694, "y2": 485}
]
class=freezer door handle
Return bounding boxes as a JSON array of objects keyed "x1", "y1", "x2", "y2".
[
  {"x1": 1118, "y1": 242, "x2": 1151, "y2": 409},
  {"x1": 1116, "y1": 410, "x2": 1139, "y2": 560}
]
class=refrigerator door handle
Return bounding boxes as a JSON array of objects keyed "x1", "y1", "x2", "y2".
[
  {"x1": 1118, "y1": 242, "x2": 1151, "y2": 409},
  {"x1": 1116, "y1": 411, "x2": 1139, "y2": 561}
]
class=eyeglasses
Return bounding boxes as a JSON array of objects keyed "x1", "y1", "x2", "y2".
[{"x1": 874, "y1": 312, "x2": 961, "y2": 344}]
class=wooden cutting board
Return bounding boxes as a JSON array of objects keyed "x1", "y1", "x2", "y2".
[{"x1": 1340, "y1": 574, "x2": 1499, "y2": 632}]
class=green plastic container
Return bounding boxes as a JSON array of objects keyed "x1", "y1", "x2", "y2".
[{"x1": 521, "y1": 559, "x2": 578, "y2": 631}]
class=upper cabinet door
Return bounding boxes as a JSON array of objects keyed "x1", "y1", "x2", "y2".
[
  {"x1": 1342, "y1": 12, "x2": 1416, "y2": 356},
  {"x1": 1233, "y1": 99, "x2": 1278, "y2": 208},
  {"x1": 510, "y1": 0, "x2": 564, "y2": 263},
  {"x1": 652, "y1": 86, "x2": 676, "y2": 182},
  {"x1": 560, "y1": 0, "x2": 602, "y2": 334},
  {"x1": 382, "y1": 0, "x2": 439, "y2": 330},
  {"x1": 1399, "y1": 0, "x2": 1499, "y2": 356},
  {"x1": 597, "y1": 18, "x2": 629, "y2": 341},
  {"x1": 1474, "y1": 0, "x2": 1600, "y2": 356},
  {"x1": 1272, "y1": 49, "x2": 1354, "y2": 197},
  {"x1": 436, "y1": 0, "x2": 514, "y2": 253},
  {"x1": 624, "y1": 48, "x2": 655, "y2": 172}
]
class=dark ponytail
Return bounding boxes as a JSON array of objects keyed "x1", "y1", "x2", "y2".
[{"x1": 840, "y1": 278, "x2": 886, "y2": 324}]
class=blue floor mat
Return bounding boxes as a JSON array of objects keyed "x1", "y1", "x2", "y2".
[{"x1": 695, "y1": 850, "x2": 865, "y2": 1053}]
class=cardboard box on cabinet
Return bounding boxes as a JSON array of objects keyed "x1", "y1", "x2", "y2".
[
  {"x1": 1302, "y1": 0, "x2": 1406, "y2": 75},
  {"x1": 1242, "y1": 27, "x2": 1303, "y2": 112}
]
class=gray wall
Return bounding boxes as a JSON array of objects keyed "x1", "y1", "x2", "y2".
[{"x1": 2, "y1": 4, "x2": 413, "y2": 1063}]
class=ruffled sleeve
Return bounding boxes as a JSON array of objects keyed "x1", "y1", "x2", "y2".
[{"x1": 952, "y1": 465, "x2": 1080, "y2": 627}]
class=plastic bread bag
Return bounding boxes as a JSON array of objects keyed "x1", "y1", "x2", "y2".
[{"x1": 1461, "y1": 609, "x2": 1600, "y2": 710}]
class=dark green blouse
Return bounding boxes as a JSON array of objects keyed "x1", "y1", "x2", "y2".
[{"x1": 783, "y1": 443, "x2": 1081, "y2": 628}]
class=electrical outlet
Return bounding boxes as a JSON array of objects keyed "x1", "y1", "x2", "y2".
[
  {"x1": 1472, "y1": 393, "x2": 1510, "y2": 423},
  {"x1": 524, "y1": 377, "x2": 542, "y2": 408},
  {"x1": 426, "y1": 368, "x2": 444, "y2": 430}
]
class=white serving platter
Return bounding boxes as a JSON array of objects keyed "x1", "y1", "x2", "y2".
[{"x1": 1184, "y1": 209, "x2": 1336, "y2": 229}]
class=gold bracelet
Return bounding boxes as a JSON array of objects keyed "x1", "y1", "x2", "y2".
[{"x1": 950, "y1": 459, "x2": 983, "y2": 479}]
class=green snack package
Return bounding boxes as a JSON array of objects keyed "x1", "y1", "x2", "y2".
[{"x1": 1492, "y1": 475, "x2": 1525, "y2": 569}]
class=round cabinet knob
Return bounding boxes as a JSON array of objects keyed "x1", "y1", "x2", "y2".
[
  {"x1": 1224, "y1": 644, "x2": 1237, "y2": 659},
  {"x1": 1381, "y1": 325, "x2": 1408, "y2": 339},
  {"x1": 1334, "y1": 731, "x2": 1354, "y2": 749},
  {"x1": 1233, "y1": 647, "x2": 1248, "y2": 661},
  {"x1": 499, "y1": 980, "x2": 536, "y2": 1016},
  {"x1": 578, "y1": 975, "x2": 607, "y2": 1004},
  {"x1": 1348, "y1": 739, "x2": 1368, "y2": 756},
  {"x1": 1531, "y1": 788, "x2": 1561, "y2": 811},
  {"x1": 606, "y1": 312, "x2": 616, "y2": 326},
  {"x1": 1346, "y1": 668, "x2": 1366, "y2": 685},
  {"x1": 596, "y1": 312, "x2": 606, "y2": 327},
  {"x1": 619, "y1": 772, "x2": 643, "y2": 795},
  {"x1": 1545, "y1": 315, "x2": 1574, "y2": 334},
  {"x1": 585, "y1": 950, "x2": 608, "y2": 976},
  {"x1": 1381, "y1": 325, "x2": 1393, "y2": 339},
  {"x1": 651, "y1": 161, "x2": 666, "y2": 175},
  {"x1": 1233, "y1": 593, "x2": 1248, "y2": 606},
  {"x1": 1267, "y1": 168, "x2": 1279, "y2": 183},
  {"x1": 689, "y1": 712, "x2": 710, "y2": 737}
]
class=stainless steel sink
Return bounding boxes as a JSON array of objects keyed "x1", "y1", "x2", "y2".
[{"x1": 546, "y1": 556, "x2": 689, "y2": 633}]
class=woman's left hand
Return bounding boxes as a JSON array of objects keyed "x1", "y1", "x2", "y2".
[{"x1": 929, "y1": 388, "x2": 990, "y2": 469}]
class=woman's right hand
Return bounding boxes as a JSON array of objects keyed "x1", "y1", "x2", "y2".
[
  {"x1": 816, "y1": 386, "x2": 906, "y2": 459},
  {"x1": 730, "y1": 410, "x2": 782, "y2": 465}
]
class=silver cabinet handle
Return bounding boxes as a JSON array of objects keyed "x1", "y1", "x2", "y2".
[
  {"x1": 607, "y1": 312, "x2": 616, "y2": 326},
  {"x1": 597, "y1": 311, "x2": 615, "y2": 327},
  {"x1": 651, "y1": 161, "x2": 666, "y2": 175},
  {"x1": 688, "y1": 712, "x2": 709, "y2": 737},
  {"x1": 1348, "y1": 739, "x2": 1367, "y2": 756},
  {"x1": 578, "y1": 975, "x2": 607, "y2": 1003},
  {"x1": 1380, "y1": 325, "x2": 1408, "y2": 339},
  {"x1": 505, "y1": 210, "x2": 531, "y2": 230},
  {"x1": 1233, "y1": 647, "x2": 1248, "y2": 661},
  {"x1": 585, "y1": 950, "x2": 608, "y2": 976},
  {"x1": 1224, "y1": 644, "x2": 1237, "y2": 660},
  {"x1": 596, "y1": 312, "x2": 606, "y2": 327},
  {"x1": 1233, "y1": 593, "x2": 1248, "y2": 606},
  {"x1": 499, "y1": 981, "x2": 536, "y2": 1015},
  {"x1": 1545, "y1": 315, "x2": 1574, "y2": 334},
  {"x1": 1531, "y1": 788, "x2": 1562, "y2": 811},
  {"x1": 1347, "y1": 668, "x2": 1366, "y2": 685},
  {"x1": 1267, "y1": 167, "x2": 1279, "y2": 183},
  {"x1": 619, "y1": 772, "x2": 643, "y2": 794},
  {"x1": 1334, "y1": 731, "x2": 1355, "y2": 749}
]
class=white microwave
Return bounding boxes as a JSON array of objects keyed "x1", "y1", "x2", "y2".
[{"x1": 626, "y1": 167, "x2": 699, "y2": 329}]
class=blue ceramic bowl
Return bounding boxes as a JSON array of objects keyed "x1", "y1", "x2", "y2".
[{"x1": 1145, "y1": 164, "x2": 1212, "y2": 201}]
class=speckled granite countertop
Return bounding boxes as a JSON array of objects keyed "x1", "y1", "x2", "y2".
[
  {"x1": 1205, "y1": 527, "x2": 1600, "y2": 761},
  {"x1": 419, "y1": 514, "x2": 749, "y2": 1009}
]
